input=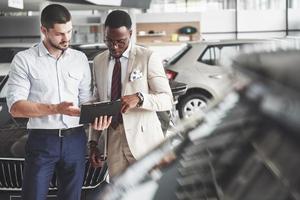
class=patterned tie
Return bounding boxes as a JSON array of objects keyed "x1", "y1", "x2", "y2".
[{"x1": 111, "y1": 57, "x2": 122, "y2": 128}]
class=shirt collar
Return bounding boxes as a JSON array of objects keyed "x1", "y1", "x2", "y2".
[
  {"x1": 38, "y1": 42, "x2": 50, "y2": 57},
  {"x1": 38, "y1": 41, "x2": 71, "y2": 58},
  {"x1": 122, "y1": 41, "x2": 131, "y2": 59}
]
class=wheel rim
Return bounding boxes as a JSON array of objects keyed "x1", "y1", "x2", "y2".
[{"x1": 183, "y1": 98, "x2": 207, "y2": 118}]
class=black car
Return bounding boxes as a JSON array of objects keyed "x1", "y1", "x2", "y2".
[{"x1": 0, "y1": 43, "x2": 186, "y2": 199}]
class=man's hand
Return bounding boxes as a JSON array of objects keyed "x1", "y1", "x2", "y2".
[
  {"x1": 121, "y1": 94, "x2": 140, "y2": 113},
  {"x1": 55, "y1": 101, "x2": 80, "y2": 116},
  {"x1": 10, "y1": 100, "x2": 80, "y2": 118},
  {"x1": 92, "y1": 116, "x2": 112, "y2": 130},
  {"x1": 88, "y1": 141, "x2": 105, "y2": 168}
]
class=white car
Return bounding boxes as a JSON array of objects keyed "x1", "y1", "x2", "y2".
[{"x1": 165, "y1": 39, "x2": 267, "y2": 119}]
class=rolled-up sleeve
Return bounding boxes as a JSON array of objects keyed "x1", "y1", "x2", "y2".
[
  {"x1": 6, "y1": 52, "x2": 30, "y2": 112},
  {"x1": 141, "y1": 52, "x2": 173, "y2": 111},
  {"x1": 78, "y1": 54, "x2": 93, "y2": 105}
]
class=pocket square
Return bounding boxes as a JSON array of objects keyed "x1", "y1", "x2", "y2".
[{"x1": 129, "y1": 69, "x2": 143, "y2": 82}]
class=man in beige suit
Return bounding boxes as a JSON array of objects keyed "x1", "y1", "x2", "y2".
[{"x1": 88, "y1": 10, "x2": 173, "y2": 178}]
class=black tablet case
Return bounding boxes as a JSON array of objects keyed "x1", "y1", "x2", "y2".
[{"x1": 79, "y1": 100, "x2": 121, "y2": 124}]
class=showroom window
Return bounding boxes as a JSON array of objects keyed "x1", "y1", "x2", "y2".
[
  {"x1": 148, "y1": 0, "x2": 289, "y2": 12},
  {"x1": 148, "y1": 0, "x2": 236, "y2": 13},
  {"x1": 237, "y1": 0, "x2": 285, "y2": 10},
  {"x1": 288, "y1": 0, "x2": 300, "y2": 8}
]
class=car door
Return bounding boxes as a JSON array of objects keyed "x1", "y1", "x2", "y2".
[{"x1": 194, "y1": 44, "x2": 240, "y2": 96}]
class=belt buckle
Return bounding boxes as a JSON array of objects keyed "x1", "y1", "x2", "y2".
[{"x1": 58, "y1": 129, "x2": 64, "y2": 137}]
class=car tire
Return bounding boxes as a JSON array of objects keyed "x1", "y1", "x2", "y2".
[{"x1": 178, "y1": 93, "x2": 209, "y2": 119}]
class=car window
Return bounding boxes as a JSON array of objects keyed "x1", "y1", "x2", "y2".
[
  {"x1": 219, "y1": 45, "x2": 240, "y2": 66},
  {"x1": 198, "y1": 44, "x2": 241, "y2": 66},
  {"x1": 167, "y1": 44, "x2": 192, "y2": 65},
  {"x1": 199, "y1": 46, "x2": 220, "y2": 65}
]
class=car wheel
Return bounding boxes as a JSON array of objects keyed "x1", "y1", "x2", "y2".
[{"x1": 178, "y1": 93, "x2": 209, "y2": 119}]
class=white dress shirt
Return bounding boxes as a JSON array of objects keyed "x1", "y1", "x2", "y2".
[
  {"x1": 6, "y1": 42, "x2": 92, "y2": 129},
  {"x1": 107, "y1": 42, "x2": 131, "y2": 100}
]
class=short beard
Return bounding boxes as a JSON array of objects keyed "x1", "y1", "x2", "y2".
[{"x1": 48, "y1": 39, "x2": 69, "y2": 51}]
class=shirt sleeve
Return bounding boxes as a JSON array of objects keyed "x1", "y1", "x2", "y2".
[
  {"x1": 141, "y1": 51, "x2": 173, "y2": 111},
  {"x1": 6, "y1": 52, "x2": 30, "y2": 112},
  {"x1": 78, "y1": 53, "x2": 93, "y2": 105}
]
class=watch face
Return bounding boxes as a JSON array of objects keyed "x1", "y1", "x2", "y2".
[
  {"x1": 139, "y1": 93, "x2": 144, "y2": 101},
  {"x1": 137, "y1": 92, "x2": 144, "y2": 107}
]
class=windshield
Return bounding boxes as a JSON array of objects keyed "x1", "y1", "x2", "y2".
[
  {"x1": 0, "y1": 47, "x2": 26, "y2": 63},
  {"x1": 166, "y1": 43, "x2": 192, "y2": 66}
]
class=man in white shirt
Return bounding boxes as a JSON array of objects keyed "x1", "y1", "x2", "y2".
[{"x1": 6, "y1": 4, "x2": 110, "y2": 200}]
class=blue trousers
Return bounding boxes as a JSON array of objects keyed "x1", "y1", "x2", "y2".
[{"x1": 22, "y1": 127, "x2": 87, "y2": 200}]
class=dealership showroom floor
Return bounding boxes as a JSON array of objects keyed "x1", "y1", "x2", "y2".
[{"x1": 1, "y1": 0, "x2": 300, "y2": 200}]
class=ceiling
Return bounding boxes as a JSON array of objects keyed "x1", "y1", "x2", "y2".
[
  {"x1": 0, "y1": 0, "x2": 105, "y2": 12},
  {"x1": 0, "y1": 0, "x2": 150, "y2": 12}
]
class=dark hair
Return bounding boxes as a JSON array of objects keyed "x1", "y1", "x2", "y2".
[
  {"x1": 41, "y1": 4, "x2": 71, "y2": 29},
  {"x1": 104, "y1": 10, "x2": 132, "y2": 30}
]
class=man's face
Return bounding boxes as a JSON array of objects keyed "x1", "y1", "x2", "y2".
[
  {"x1": 104, "y1": 26, "x2": 132, "y2": 58},
  {"x1": 42, "y1": 21, "x2": 73, "y2": 51}
]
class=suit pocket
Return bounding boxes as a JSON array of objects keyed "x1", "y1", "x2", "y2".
[
  {"x1": 141, "y1": 111, "x2": 161, "y2": 134},
  {"x1": 127, "y1": 77, "x2": 148, "y2": 93},
  {"x1": 138, "y1": 112, "x2": 144, "y2": 134}
]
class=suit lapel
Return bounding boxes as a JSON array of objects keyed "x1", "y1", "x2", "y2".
[
  {"x1": 123, "y1": 45, "x2": 136, "y2": 95},
  {"x1": 99, "y1": 51, "x2": 110, "y2": 101}
]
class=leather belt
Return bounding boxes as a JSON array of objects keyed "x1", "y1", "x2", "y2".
[{"x1": 29, "y1": 126, "x2": 84, "y2": 137}]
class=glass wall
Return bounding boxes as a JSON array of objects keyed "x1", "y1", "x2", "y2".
[
  {"x1": 148, "y1": 0, "x2": 288, "y2": 12},
  {"x1": 145, "y1": 0, "x2": 300, "y2": 39},
  {"x1": 238, "y1": 0, "x2": 285, "y2": 10},
  {"x1": 288, "y1": 0, "x2": 300, "y2": 8},
  {"x1": 148, "y1": 0, "x2": 236, "y2": 13}
]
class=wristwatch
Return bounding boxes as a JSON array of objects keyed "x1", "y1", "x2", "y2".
[{"x1": 136, "y1": 92, "x2": 144, "y2": 107}]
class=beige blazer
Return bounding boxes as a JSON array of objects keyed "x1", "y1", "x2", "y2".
[{"x1": 90, "y1": 45, "x2": 173, "y2": 159}]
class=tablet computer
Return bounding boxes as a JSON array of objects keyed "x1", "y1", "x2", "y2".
[{"x1": 79, "y1": 100, "x2": 121, "y2": 124}]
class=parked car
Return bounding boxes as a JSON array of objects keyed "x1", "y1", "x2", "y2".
[
  {"x1": 0, "y1": 43, "x2": 186, "y2": 199},
  {"x1": 165, "y1": 39, "x2": 268, "y2": 119}
]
